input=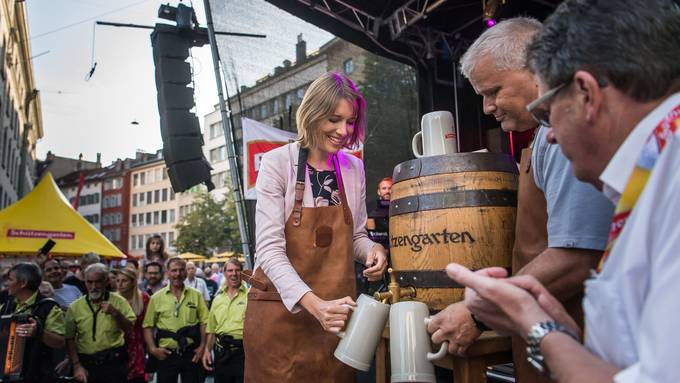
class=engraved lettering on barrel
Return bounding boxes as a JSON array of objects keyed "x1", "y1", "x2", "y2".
[{"x1": 390, "y1": 230, "x2": 476, "y2": 252}]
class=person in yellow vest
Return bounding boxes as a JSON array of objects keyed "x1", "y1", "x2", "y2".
[
  {"x1": 143, "y1": 257, "x2": 209, "y2": 383},
  {"x1": 202, "y1": 258, "x2": 248, "y2": 383},
  {"x1": 65, "y1": 263, "x2": 135, "y2": 383}
]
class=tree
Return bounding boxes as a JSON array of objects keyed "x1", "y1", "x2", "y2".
[
  {"x1": 174, "y1": 190, "x2": 241, "y2": 255},
  {"x1": 359, "y1": 53, "x2": 419, "y2": 201}
]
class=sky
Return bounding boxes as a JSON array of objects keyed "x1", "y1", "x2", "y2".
[{"x1": 26, "y1": 0, "x2": 332, "y2": 165}]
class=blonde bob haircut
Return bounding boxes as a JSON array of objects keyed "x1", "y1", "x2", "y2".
[{"x1": 296, "y1": 72, "x2": 366, "y2": 150}]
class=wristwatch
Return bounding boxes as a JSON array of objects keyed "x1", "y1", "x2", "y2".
[{"x1": 526, "y1": 321, "x2": 579, "y2": 376}]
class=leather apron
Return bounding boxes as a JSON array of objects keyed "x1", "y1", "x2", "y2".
[
  {"x1": 243, "y1": 149, "x2": 356, "y2": 383},
  {"x1": 511, "y1": 148, "x2": 584, "y2": 383}
]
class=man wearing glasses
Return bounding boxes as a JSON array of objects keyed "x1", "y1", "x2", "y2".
[
  {"x1": 444, "y1": 0, "x2": 680, "y2": 381},
  {"x1": 65, "y1": 263, "x2": 135, "y2": 383},
  {"x1": 143, "y1": 257, "x2": 209, "y2": 383},
  {"x1": 426, "y1": 16, "x2": 613, "y2": 382}
]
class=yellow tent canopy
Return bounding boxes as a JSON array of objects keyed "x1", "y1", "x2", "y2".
[
  {"x1": 0, "y1": 173, "x2": 125, "y2": 258},
  {"x1": 179, "y1": 252, "x2": 205, "y2": 261}
]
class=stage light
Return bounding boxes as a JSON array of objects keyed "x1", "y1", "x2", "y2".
[{"x1": 486, "y1": 19, "x2": 497, "y2": 28}]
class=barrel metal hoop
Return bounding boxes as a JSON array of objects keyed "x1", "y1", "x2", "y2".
[
  {"x1": 392, "y1": 153, "x2": 518, "y2": 183},
  {"x1": 390, "y1": 189, "x2": 517, "y2": 216},
  {"x1": 395, "y1": 268, "x2": 512, "y2": 289}
]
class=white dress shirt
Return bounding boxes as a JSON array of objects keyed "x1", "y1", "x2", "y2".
[
  {"x1": 584, "y1": 92, "x2": 680, "y2": 383},
  {"x1": 184, "y1": 277, "x2": 211, "y2": 302}
]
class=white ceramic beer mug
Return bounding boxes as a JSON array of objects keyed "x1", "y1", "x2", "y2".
[
  {"x1": 412, "y1": 111, "x2": 458, "y2": 158},
  {"x1": 334, "y1": 294, "x2": 390, "y2": 371},
  {"x1": 389, "y1": 301, "x2": 448, "y2": 383}
]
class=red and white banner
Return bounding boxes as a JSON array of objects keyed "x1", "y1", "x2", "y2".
[
  {"x1": 243, "y1": 118, "x2": 296, "y2": 200},
  {"x1": 242, "y1": 118, "x2": 364, "y2": 200}
]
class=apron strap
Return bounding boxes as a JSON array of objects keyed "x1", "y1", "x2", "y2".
[
  {"x1": 292, "y1": 147, "x2": 308, "y2": 227},
  {"x1": 332, "y1": 154, "x2": 352, "y2": 225}
]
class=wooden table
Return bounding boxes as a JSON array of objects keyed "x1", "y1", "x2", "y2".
[{"x1": 375, "y1": 330, "x2": 512, "y2": 383}]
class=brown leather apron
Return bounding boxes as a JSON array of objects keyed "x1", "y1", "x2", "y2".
[
  {"x1": 243, "y1": 149, "x2": 356, "y2": 383},
  {"x1": 511, "y1": 147, "x2": 584, "y2": 383}
]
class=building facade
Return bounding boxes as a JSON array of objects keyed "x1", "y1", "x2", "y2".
[
  {"x1": 0, "y1": 1, "x2": 43, "y2": 209},
  {"x1": 100, "y1": 161, "x2": 131, "y2": 254},
  {"x1": 58, "y1": 169, "x2": 105, "y2": 231},
  {"x1": 127, "y1": 156, "x2": 199, "y2": 258}
]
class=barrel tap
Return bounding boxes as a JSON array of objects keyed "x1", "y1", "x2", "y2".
[{"x1": 374, "y1": 268, "x2": 416, "y2": 304}]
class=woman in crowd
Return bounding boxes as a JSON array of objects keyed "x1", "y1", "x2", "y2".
[
  {"x1": 116, "y1": 264, "x2": 150, "y2": 383},
  {"x1": 243, "y1": 72, "x2": 388, "y2": 382},
  {"x1": 144, "y1": 234, "x2": 168, "y2": 265}
]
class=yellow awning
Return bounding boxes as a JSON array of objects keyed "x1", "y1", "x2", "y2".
[
  {"x1": 179, "y1": 252, "x2": 205, "y2": 260},
  {"x1": 0, "y1": 173, "x2": 125, "y2": 259}
]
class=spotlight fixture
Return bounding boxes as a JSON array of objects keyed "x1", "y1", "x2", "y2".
[{"x1": 483, "y1": 0, "x2": 505, "y2": 27}]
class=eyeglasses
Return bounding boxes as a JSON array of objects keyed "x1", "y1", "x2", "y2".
[
  {"x1": 526, "y1": 82, "x2": 568, "y2": 127},
  {"x1": 527, "y1": 77, "x2": 609, "y2": 127}
]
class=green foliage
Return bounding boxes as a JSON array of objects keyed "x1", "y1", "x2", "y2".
[
  {"x1": 174, "y1": 190, "x2": 241, "y2": 255},
  {"x1": 359, "y1": 53, "x2": 419, "y2": 196}
]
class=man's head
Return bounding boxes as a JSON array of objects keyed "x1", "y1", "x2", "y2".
[
  {"x1": 203, "y1": 266, "x2": 212, "y2": 277},
  {"x1": 80, "y1": 253, "x2": 100, "y2": 271},
  {"x1": 224, "y1": 258, "x2": 242, "y2": 290},
  {"x1": 186, "y1": 261, "x2": 197, "y2": 279},
  {"x1": 211, "y1": 263, "x2": 220, "y2": 273},
  {"x1": 166, "y1": 257, "x2": 187, "y2": 288},
  {"x1": 7, "y1": 263, "x2": 42, "y2": 297},
  {"x1": 144, "y1": 261, "x2": 163, "y2": 287},
  {"x1": 460, "y1": 17, "x2": 542, "y2": 133},
  {"x1": 43, "y1": 259, "x2": 64, "y2": 288},
  {"x1": 84, "y1": 263, "x2": 109, "y2": 301},
  {"x1": 377, "y1": 177, "x2": 393, "y2": 201},
  {"x1": 526, "y1": 0, "x2": 680, "y2": 184}
]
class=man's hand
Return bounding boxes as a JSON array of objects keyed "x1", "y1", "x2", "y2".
[
  {"x1": 149, "y1": 346, "x2": 172, "y2": 361},
  {"x1": 73, "y1": 364, "x2": 88, "y2": 383},
  {"x1": 446, "y1": 264, "x2": 553, "y2": 339},
  {"x1": 364, "y1": 245, "x2": 388, "y2": 281},
  {"x1": 426, "y1": 302, "x2": 482, "y2": 356},
  {"x1": 99, "y1": 302, "x2": 117, "y2": 316},
  {"x1": 16, "y1": 317, "x2": 38, "y2": 338},
  {"x1": 202, "y1": 349, "x2": 214, "y2": 371},
  {"x1": 192, "y1": 345, "x2": 204, "y2": 363}
]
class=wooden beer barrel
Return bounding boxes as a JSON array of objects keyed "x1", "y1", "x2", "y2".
[{"x1": 389, "y1": 153, "x2": 518, "y2": 311}]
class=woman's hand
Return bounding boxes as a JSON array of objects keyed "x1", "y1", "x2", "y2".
[
  {"x1": 364, "y1": 245, "x2": 388, "y2": 281},
  {"x1": 300, "y1": 292, "x2": 356, "y2": 333}
]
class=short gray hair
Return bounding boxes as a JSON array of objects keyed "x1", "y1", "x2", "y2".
[
  {"x1": 84, "y1": 263, "x2": 109, "y2": 279},
  {"x1": 460, "y1": 17, "x2": 542, "y2": 78},
  {"x1": 527, "y1": 0, "x2": 680, "y2": 101},
  {"x1": 81, "y1": 252, "x2": 101, "y2": 267}
]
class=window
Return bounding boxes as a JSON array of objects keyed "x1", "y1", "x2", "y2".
[
  {"x1": 154, "y1": 189, "x2": 160, "y2": 203},
  {"x1": 132, "y1": 194, "x2": 138, "y2": 207},
  {"x1": 146, "y1": 212, "x2": 152, "y2": 225},
  {"x1": 169, "y1": 209, "x2": 175, "y2": 223},
  {"x1": 146, "y1": 191, "x2": 152, "y2": 204},
  {"x1": 162, "y1": 188, "x2": 168, "y2": 202},
  {"x1": 163, "y1": 168, "x2": 168, "y2": 180},
  {"x1": 133, "y1": 174, "x2": 139, "y2": 186},
  {"x1": 140, "y1": 172, "x2": 146, "y2": 185},
  {"x1": 138, "y1": 213, "x2": 144, "y2": 226},
  {"x1": 132, "y1": 214, "x2": 137, "y2": 227},
  {"x1": 296, "y1": 88, "x2": 305, "y2": 104},
  {"x1": 137, "y1": 235, "x2": 143, "y2": 249},
  {"x1": 211, "y1": 171, "x2": 228, "y2": 188},
  {"x1": 343, "y1": 58, "x2": 354, "y2": 74},
  {"x1": 210, "y1": 123, "x2": 224, "y2": 139},
  {"x1": 153, "y1": 211, "x2": 159, "y2": 225},
  {"x1": 169, "y1": 231, "x2": 175, "y2": 245},
  {"x1": 285, "y1": 93, "x2": 293, "y2": 110},
  {"x1": 210, "y1": 146, "x2": 227, "y2": 163},
  {"x1": 273, "y1": 98, "x2": 280, "y2": 114},
  {"x1": 161, "y1": 210, "x2": 167, "y2": 224},
  {"x1": 170, "y1": 190, "x2": 175, "y2": 200},
  {"x1": 139, "y1": 192, "x2": 145, "y2": 204},
  {"x1": 260, "y1": 103, "x2": 268, "y2": 118},
  {"x1": 112, "y1": 178, "x2": 123, "y2": 189},
  {"x1": 130, "y1": 235, "x2": 136, "y2": 250}
]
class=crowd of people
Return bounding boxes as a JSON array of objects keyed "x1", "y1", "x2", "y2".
[{"x1": 0, "y1": 235, "x2": 248, "y2": 383}]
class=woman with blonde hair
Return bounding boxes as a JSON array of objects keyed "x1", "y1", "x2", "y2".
[
  {"x1": 243, "y1": 72, "x2": 388, "y2": 382},
  {"x1": 116, "y1": 264, "x2": 150, "y2": 383}
]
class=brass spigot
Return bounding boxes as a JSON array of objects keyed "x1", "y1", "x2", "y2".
[{"x1": 373, "y1": 268, "x2": 416, "y2": 304}]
